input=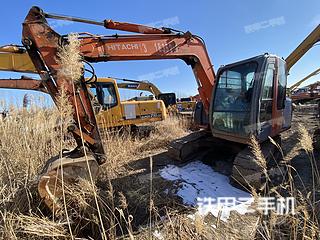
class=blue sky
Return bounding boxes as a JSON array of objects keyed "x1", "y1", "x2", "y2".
[{"x1": 0, "y1": 0, "x2": 319, "y2": 107}]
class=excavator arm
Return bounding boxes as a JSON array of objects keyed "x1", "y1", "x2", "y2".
[
  {"x1": 285, "y1": 24, "x2": 320, "y2": 93},
  {"x1": 22, "y1": 7, "x2": 105, "y2": 162},
  {"x1": 21, "y1": 7, "x2": 108, "y2": 212}
]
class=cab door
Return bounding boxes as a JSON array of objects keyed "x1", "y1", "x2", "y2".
[
  {"x1": 271, "y1": 58, "x2": 287, "y2": 136},
  {"x1": 258, "y1": 60, "x2": 275, "y2": 140},
  {"x1": 258, "y1": 57, "x2": 288, "y2": 140}
]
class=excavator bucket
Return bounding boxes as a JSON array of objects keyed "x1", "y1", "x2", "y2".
[{"x1": 38, "y1": 150, "x2": 99, "y2": 214}]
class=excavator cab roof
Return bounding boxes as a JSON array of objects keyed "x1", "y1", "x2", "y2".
[{"x1": 217, "y1": 53, "x2": 283, "y2": 72}]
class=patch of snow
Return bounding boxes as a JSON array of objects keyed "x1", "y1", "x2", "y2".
[
  {"x1": 160, "y1": 161, "x2": 254, "y2": 222},
  {"x1": 187, "y1": 214, "x2": 195, "y2": 221},
  {"x1": 153, "y1": 230, "x2": 164, "y2": 240}
]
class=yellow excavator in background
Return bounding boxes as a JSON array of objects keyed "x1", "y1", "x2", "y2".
[
  {"x1": 176, "y1": 97, "x2": 197, "y2": 112},
  {"x1": 116, "y1": 77, "x2": 197, "y2": 112},
  {"x1": 89, "y1": 77, "x2": 167, "y2": 128},
  {"x1": 0, "y1": 45, "x2": 167, "y2": 128},
  {"x1": 113, "y1": 77, "x2": 177, "y2": 107}
]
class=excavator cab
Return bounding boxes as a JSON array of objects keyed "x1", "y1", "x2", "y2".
[
  {"x1": 158, "y1": 93, "x2": 177, "y2": 107},
  {"x1": 210, "y1": 54, "x2": 292, "y2": 144},
  {"x1": 94, "y1": 82, "x2": 118, "y2": 109},
  {"x1": 88, "y1": 79, "x2": 166, "y2": 129}
]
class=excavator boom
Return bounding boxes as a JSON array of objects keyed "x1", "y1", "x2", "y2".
[
  {"x1": 286, "y1": 24, "x2": 320, "y2": 72},
  {"x1": 79, "y1": 33, "x2": 214, "y2": 111}
]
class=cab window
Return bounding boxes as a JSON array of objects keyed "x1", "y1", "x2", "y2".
[
  {"x1": 277, "y1": 60, "x2": 287, "y2": 109},
  {"x1": 260, "y1": 64, "x2": 274, "y2": 122},
  {"x1": 90, "y1": 83, "x2": 118, "y2": 108},
  {"x1": 212, "y1": 61, "x2": 257, "y2": 136}
]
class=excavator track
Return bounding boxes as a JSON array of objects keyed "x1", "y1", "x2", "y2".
[
  {"x1": 38, "y1": 149, "x2": 99, "y2": 214},
  {"x1": 167, "y1": 130, "x2": 211, "y2": 162},
  {"x1": 168, "y1": 131, "x2": 286, "y2": 190},
  {"x1": 231, "y1": 136, "x2": 286, "y2": 190}
]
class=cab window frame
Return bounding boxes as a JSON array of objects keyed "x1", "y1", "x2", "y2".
[{"x1": 91, "y1": 82, "x2": 118, "y2": 109}]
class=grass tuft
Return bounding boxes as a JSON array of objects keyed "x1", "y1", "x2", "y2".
[{"x1": 57, "y1": 33, "x2": 83, "y2": 82}]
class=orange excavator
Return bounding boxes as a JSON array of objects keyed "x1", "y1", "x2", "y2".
[{"x1": 6, "y1": 6, "x2": 303, "y2": 212}]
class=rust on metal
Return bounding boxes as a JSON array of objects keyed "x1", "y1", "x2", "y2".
[{"x1": 22, "y1": 6, "x2": 105, "y2": 162}]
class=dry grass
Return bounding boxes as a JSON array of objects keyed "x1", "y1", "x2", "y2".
[
  {"x1": 0, "y1": 105, "x2": 74, "y2": 239},
  {"x1": 100, "y1": 116, "x2": 189, "y2": 177},
  {"x1": 0, "y1": 84, "x2": 319, "y2": 239},
  {"x1": 0, "y1": 103, "x2": 191, "y2": 239},
  {"x1": 249, "y1": 135, "x2": 267, "y2": 170},
  {"x1": 250, "y1": 125, "x2": 320, "y2": 239}
]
